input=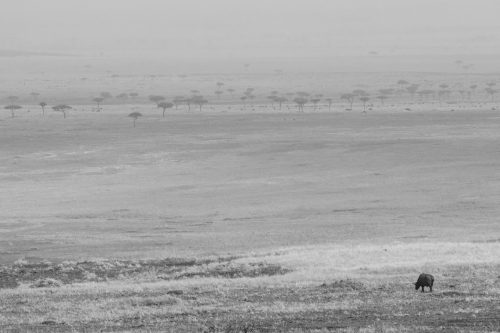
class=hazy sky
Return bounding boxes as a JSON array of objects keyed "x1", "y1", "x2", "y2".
[{"x1": 2, "y1": 0, "x2": 500, "y2": 58}]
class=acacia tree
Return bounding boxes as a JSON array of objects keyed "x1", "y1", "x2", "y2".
[
  {"x1": 359, "y1": 96, "x2": 370, "y2": 112},
  {"x1": 52, "y1": 104, "x2": 72, "y2": 118},
  {"x1": 267, "y1": 95, "x2": 277, "y2": 108},
  {"x1": 240, "y1": 96, "x2": 247, "y2": 108},
  {"x1": 275, "y1": 96, "x2": 287, "y2": 110},
  {"x1": 5, "y1": 104, "x2": 21, "y2": 118},
  {"x1": 485, "y1": 87, "x2": 498, "y2": 101},
  {"x1": 93, "y1": 97, "x2": 104, "y2": 110},
  {"x1": 157, "y1": 102, "x2": 174, "y2": 117},
  {"x1": 376, "y1": 95, "x2": 388, "y2": 105},
  {"x1": 406, "y1": 84, "x2": 420, "y2": 100},
  {"x1": 7, "y1": 96, "x2": 18, "y2": 103},
  {"x1": 173, "y1": 96, "x2": 184, "y2": 109},
  {"x1": 191, "y1": 95, "x2": 208, "y2": 111},
  {"x1": 310, "y1": 98, "x2": 320, "y2": 110},
  {"x1": 293, "y1": 97, "x2": 307, "y2": 112},
  {"x1": 325, "y1": 98, "x2": 333, "y2": 111},
  {"x1": 340, "y1": 93, "x2": 354, "y2": 109},
  {"x1": 116, "y1": 93, "x2": 128, "y2": 100},
  {"x1": 39, "y1": 102, "x2": 47, "y2": 115},
  {"x1": 149, "y1": 95, "x2": 165, "y2": 105},
  {"x1": 128, "y1": 112, "x2": 142, "y2": 127},
  {"x1": 378, "y1": 88, "x2": 394, "y2": 96},
  {"x1": 100, "y1": 91, "x2": 113, "y2": 99},
  {"x1": 469, "y1": 85, "x2": 478, "y2": 99},
  {"x1": 417, "y1": 90, "x2": 435, "y2": 101},
  {"x1": 397, "y1": 80, "x2": 409, "y2": 92}
]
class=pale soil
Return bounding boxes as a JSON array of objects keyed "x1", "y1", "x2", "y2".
[
  {"x1": 1, "y1": 108, "x2": 500, "y2": 263},
  {"x1": 1, "y1": 103, "x2": 500, "y2": 331}
]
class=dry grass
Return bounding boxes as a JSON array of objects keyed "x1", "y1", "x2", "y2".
[{"x1": 1, "y1": 241, "x2": 499, "y2": 331}]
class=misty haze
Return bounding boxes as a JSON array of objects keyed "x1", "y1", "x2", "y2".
[{"x1": 1, "y1": 1, "x2": 500, "y2": 332}]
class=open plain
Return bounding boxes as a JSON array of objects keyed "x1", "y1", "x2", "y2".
[{"x1": 1, "y1": 87, "x2": 500, "y2": 331}]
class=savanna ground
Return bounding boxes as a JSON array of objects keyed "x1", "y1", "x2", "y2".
[{"x1": 1, "y1": 65, "x2": 500, "y2": 331}]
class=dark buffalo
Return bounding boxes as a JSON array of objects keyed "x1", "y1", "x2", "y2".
[{"x1": 415, "y1": 273, "x2": 434, "y2": 292}]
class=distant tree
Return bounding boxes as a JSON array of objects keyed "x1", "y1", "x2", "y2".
[
  {"x1": 340, "y1": 93, "x2": 355, "y2": 109},
  {"x1": 359, "y1": 96, "x2": 370, "y2": 112},
  {"x1": 293, "y1": 97, "x2": 307, "y2": 112},
  {"x1": 157, "y1": 102, "x2": 174, "y2": 117},
  {"x1": 406, "y1": 84, "x2": 420, "y2": 99},
  {"x1": 149, "y1": 95, "x2": 165, "y2": 104},
  {"x1": 417, "y1": 90, "x2": 435, "y2": 101},
  {"x1": 30, "y1": 92, "x2": 40, "y2": 100},
  {"x1": 438, "y1": 90, "x2": 451, "y2": 102},
  {"x1": 39, "y1": 102, "x2": 47, "y2": 115},
  {"x1": 325, "y1": 98, "x2": 333, "y2": 111},
  {"x1": 397, "y1": 80, "x2": 409, "y2": 87},
  {"x1": 129, "y1": 92, "x2": 139, "y2": 98},
  {"x1": 173, "y1": 95, "x2": 184, "y2": 109},
  {"x1": 376, "y1": 95, "x2": 388, "y2": 105},
  {"x1": 116, "y1": 93, "x2": 128, "y2": 100},
  {"x1": 7, "y1": 96, "x2": 18, "y2": 103},
  {"x1": 352, "y1": 89, "x2": 368, "y2": 97},
  {"x1": 378, "y1": 88, "x2": 395, "y2": 96},
  {"x1": 215, "y1": 90, "x2": 223, "y2": 99},
  {"x1": 244, "y1": 88, "x2": 255, "y2": 100},
  {"x1": 93, "y1": 97, "x2": 104, "y2": 110},
  {"x1": 485, "y1": 87, "x2": 498, "y2": 101},
  {"x1": 190, "y1": 90, "x2": 200, "y2": 95},
  {"x1": 216, "y1": 82, "x2": 224, "y2": 89},
  {"x1": 100, "y1": 92, "x2": 113, "y2": 99},
  {"x1": 486, "y1": 82, "x2": 496, "y2": 88},
  {"x1": 52, "y1": 104, "x2": 71, "y2": 118},
  {"x1": 275, "y1": 96, "x2": 287, "y2": 110},
  {"x1": 240, "y1": 96, "x2": 247, "y2": 107},
  {"x1": 406, "y1": 83, "x2": 420, "y2": 98},
  {"x1": 458, "y1": 90, "x2": 467, "y2": 101},
  {"x1": 296, "y1": 91, "x2": 310, "y2": 98},
  {"x1": 469, "y1": 84, "x2": 478, "y2": 99},
  {"x1": 128, "y1": 112, "x2": 142, "y2": 127},
  {"x1": 439, "y1": 84, "x2": 449, "y2": 90},
  {"x1": 191, "y1": 95, "x2": 208, "y2": 111},
  {"x1": 311, "y1": 98, "x2": 321, "y2": 110},
  {"x1": 227, "y1": 88, "x2": 235, "y2": 97},
  {"x1": 267, "y1": 95, "x2": 277, "y2": 108},
  {"x1": 4, "y1": 104, "x2": 21, "y2": 118},
  {"x1": 397, "y1": 80, "x2": 409, "y2": 94},
  {"x1": 247, "y1": 94, "x2": 256, "y2": 105}
]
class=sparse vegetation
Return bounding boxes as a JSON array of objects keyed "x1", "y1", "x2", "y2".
[
  {"x1": 128, "y1": 111, "x2": 142, "y2": 127},
  {"x1": 4, "y1": 104, "x2": 21, "y2": 118},
  {"x1": 52, "y1": 104, "x2": 72, "y2": 118},
  {"x1": 157, "y1": 101, "x2": 174, "y2": 117},
  {"x1": 39, "y1": 102, "x2": 47, "y2": 115}
]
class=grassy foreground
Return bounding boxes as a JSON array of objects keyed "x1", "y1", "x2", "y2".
[{"x1": 1, "y1": 241, "x2": 499, "y2": 332}]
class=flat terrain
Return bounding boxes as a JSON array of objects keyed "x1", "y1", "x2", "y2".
[
  {"x1": 1, "y1": 107, "x2": 500, "y2": 262},
  {"x1": 1, "y1": 105, "x2": 500, "y2": 331}
]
